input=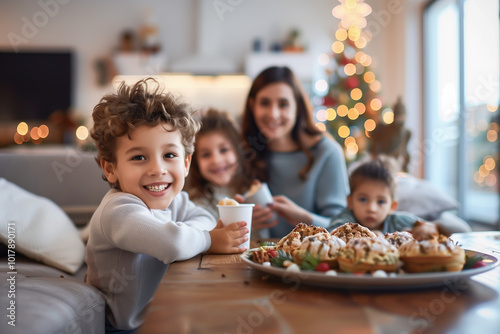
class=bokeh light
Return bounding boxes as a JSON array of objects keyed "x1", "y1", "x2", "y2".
[
  {"x1": 344, "y1": 136, "x2": 356, "y2": 146},
  {"x1": 38, "y1": 124, "x2": 49, "y2": 138},
  {"x1": 370, "y1": 98, "x2": 383, "y2": 111},
  {"x1": 332, "y1": 41, "x2": 345, "y2": 54},
  {"x1": 382, "y1": 109, "x2": 394, "y2": 124},
  {"x1": 30, "y1": 127, "x2": 40, "y2": 140},
  {"x1": 326, "y1": 108, "x2": 337, "y2": 121},
  {"x1": 487, "y1": 130, "x2": 498, "y2": 142},
  {"x1": 338, "y1": 125, "x2": 350, "y2": 138},
  {"x1": 487, "y1": 104, "x2": 498, "y2": 112},
  {"x1": 346, "y1": 142, "x2": 359, "y2": 155},
  {"x1": 76, "y1": 126, "x2": 89, "y2": 141},
  {"x1": 17, "y1": 122, "x2": 28, "y2": 135},
  {"x1": 344, "y1": 63, "x2": 356, "y2": 76},
  {"x1": 315, "y1": 79, "x2": 328, "y2": 92},
  {"x1": 317, "y1": 53, "x2": 330, "y2": 66},
  {"x1": 354, "y1": 36, "x2": 367, "y2": 49},
  {"x1": 484, "y1": 157, "x2": 496, "y2": 171},
  {"x1": 315, "y1": 122, "x2": 326, "y2": 132},
  {"x1": 335, "y1": 29, "x2": 348, "y2": 41},
  {"x1": 347, "y1": 108, "x2": 359, "y2": 120},
  {"x1": 337, "y1": 105, "x2": 348, "y2": 117},
  {"x1": 316, "y1": 109, "x2": 328, "y2": 122},
  {"x1": 477, "y1": 119, "x2": 488, "y2": 132},
  {"x1": 370, "y1": 80, "x2": 382, "y2": 92},
  {"x1": 355, "y1": 102, "x2": 366, "y2": 114},
  {"x1": 350, "y1": 88, "x2": 362, "y2": 100},
  {"x1": 364, "y1": 119, "x2": 376, "y2": 131},
  {"x1": 363, "y1": 71, "x2": 375, "y2": 83}
]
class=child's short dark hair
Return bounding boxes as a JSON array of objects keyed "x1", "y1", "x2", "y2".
[
  {"x1": 349, "y1": 156, "x2": 398, "y2": 198},
  {"x1": 90, "y1": 77, "x2": 200, "y2": 185}
]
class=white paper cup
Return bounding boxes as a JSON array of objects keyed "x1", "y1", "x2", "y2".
[
  {"x1": 217, "y1": 204, "x2": 255, "y2": 249},
  {"x1": 245, "y1": 182, "x2": 273, "y2": 206},
  {"x1": 244, "y1": 182, "x2": 277, "y2": 224}
]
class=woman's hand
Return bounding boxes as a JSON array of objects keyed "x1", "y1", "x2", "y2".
[
  {"x1": 269, "y1": 195, "x2": 313, "y2": 226},
  {"x1": 234, "y1": 194, "x2": 278, "y2": 231}
]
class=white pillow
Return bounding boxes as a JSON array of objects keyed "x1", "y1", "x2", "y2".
[
  {"x1": 0, "y1": 178, "x2": 85, "y2": 274},
  {"x1": 396, "y1": 174, "x2": 459, "y2": 220}
]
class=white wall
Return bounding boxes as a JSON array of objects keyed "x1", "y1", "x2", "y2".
[
  {"x1": 0, "y1": 0, "x2": 424, "y2": 173},
  {"x1": 0, "y1": 0, "x2": 339, "y2": 119}
]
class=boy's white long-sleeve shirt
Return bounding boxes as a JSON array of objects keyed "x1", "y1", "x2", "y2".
[{"x1": 85, "y1": 189, "x2": 216, "y2": 330}]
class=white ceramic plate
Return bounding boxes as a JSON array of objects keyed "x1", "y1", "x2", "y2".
[{"x1": 240, "y1": 249, "x2": 499, "y2": 290}]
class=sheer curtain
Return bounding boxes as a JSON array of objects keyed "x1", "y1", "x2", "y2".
[{"x1": 424, "y1": 0, "x2": 499, "y2": 226}]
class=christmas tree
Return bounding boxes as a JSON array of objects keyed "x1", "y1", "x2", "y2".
[{"x1": 314, "y1": 0, "x2": 387, "y2": 163}]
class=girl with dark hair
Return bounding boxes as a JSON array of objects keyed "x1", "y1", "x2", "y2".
[{"x1": 185, "y1": 108, "x2": 253, "y2": 217}]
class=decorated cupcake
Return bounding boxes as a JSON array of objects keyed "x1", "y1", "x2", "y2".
[
  {"x1": 398, "y1": 235, "x2": 465, "y2": 273},
  {"x1": 384, "y1": 231, "x2": 414, "y2": 249},
  {"x1": 292, "y1": 234, "x2": 346, "y2": 269},
  {"x1": 276, "y1": 223, "x2": 330, "y2": 253},
  {"x1": 330, "y1": 222, "x2": 377, "y2": 243},
  {"x1": 338, "y1": 237, "x2": 400, "y2": 273}
]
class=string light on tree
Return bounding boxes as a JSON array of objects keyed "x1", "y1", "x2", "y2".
[{"x1": 314, "y1": 0, "x2": 385, "y2": 162}]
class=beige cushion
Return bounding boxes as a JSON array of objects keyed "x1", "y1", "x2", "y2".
[{"x1": 0, "y1": 178, "x2": 85, "y2": 274}]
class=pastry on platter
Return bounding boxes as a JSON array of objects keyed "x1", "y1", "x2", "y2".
[
  {"x1": 292, "y1": 234, "x2": 346, "y2": 268},
  {"x1": 251, "y1": 247, "x2": 277, "y2": 264},
  {"x1": 276, "y1": 223, "x2": 330, "y2": 253},
  {"x1": 384, "y1": 231, "x2": 414, "y2": 249},
  {"x1": 411, "y1": 220, "x2": 439, "y2": 241},
  {"x1": 398, "y1": 235, "x2": 465, "y2": 273},
  {"x1": 337, "y1": 237, "x2": 400, "y2": 273},
  {"x1": 330, "y1": 222, "x2": 377, "y2": 243}
]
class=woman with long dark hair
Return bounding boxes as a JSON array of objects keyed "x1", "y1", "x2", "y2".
[{"x1": 238, "y1": 66, "x2": 349, "y2": 238}]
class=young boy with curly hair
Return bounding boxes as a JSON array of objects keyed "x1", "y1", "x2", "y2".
[{"x1": 85, "y1": 78, "x2": 248, "y2": 333}]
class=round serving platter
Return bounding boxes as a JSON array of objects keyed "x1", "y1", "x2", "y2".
[{"x1": 241, "y1": 249, "x2": 499, "y2": 290}]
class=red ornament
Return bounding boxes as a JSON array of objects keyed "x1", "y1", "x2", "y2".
[
  {"x1": 323, "y1": 95, "x2": 337, "y2": 107},
  {"x1": 338, "y1": 55, "x2": 351, "y2": 66},
  {"x1": 345, "y1": 76, "x2": 359, "y2": 90}
]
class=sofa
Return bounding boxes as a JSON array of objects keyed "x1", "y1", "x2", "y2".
[{"x1": 0, "y1": 146, "x2": 109, "y2": 334}]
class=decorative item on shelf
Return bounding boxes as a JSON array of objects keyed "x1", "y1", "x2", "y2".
[
  {"x1": 369, "y1": 97, "x2": 412, "y2": 172},
  {"x1": 138, "y1": 10, "x2": 161, "y2": 54},
  {"x1": 282, "y1": 29, "x2": 305, "y2": 53},
  {"x1": 313, "y1": 0, "x2": 385, "y2": 164},
  {"x1": 253, "y1": 38, "x2": 263, "y2": 52},
  {"x1": 110, "y1": 11, "x2": 166, "y2": 76},
  {"x1": 270, "y1": 41, "x2": 282, "y2": 52},
  {"x1": 118, "y1": 30, "x2": 136, "y2": 53}
]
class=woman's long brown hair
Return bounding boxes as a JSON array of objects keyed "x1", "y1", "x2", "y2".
[{"x1": 241, "y1": 66, "x2": 321, "y2": 181}]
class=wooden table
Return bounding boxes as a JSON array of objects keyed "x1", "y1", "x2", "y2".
[{"x1": 138, "y1": 232, "x2": 500, "y2": 334}]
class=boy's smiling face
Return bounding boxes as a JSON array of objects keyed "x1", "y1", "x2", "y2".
[
  {"x1": 102, "y1": 123, "x2": 191, "y2": 210},
  {"x1": 347, "y1": 179, "x2": 398, "y2": 230}
]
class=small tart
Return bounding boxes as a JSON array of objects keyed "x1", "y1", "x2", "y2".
[
  {"x1": 330, "y1": 222, "x2": 377, "y2": 243},
  {"x1": 384, "y1": 231, "x2": 414, "y2": 249},
  {"x1": 292, "y1": 234, "x2": 346, "y2": 268},
  {"x1": 276, "y1": 223, "x2": 330, "y2": 253},
  {"x1": 337, "y1": 237, "x2": 399, "y2": 273},
  {"x1": 398, "y1": 235, "x2": 465, "y2": 273}
]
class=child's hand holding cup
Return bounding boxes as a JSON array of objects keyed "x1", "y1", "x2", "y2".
[{"x1": 217, "y1": 198, "x2": 254, "y2": 250}]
